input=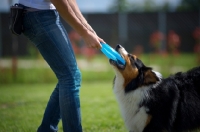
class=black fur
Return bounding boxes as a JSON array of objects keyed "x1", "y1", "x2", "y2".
[
  {"x1": 113, "y1": 45, "x2": 200, "y2": 132},
  {"x1": 125, "y1": 75, "x2": 141, "y2": 93},
  {"x1": 125, "y1": 57, "x2": 159, "y2": 93},
  {"x1": 142, "y1": 66, "x2": 200, "y2": 132}
]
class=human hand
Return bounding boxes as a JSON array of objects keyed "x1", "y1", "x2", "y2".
[{"x1": 82, "y1": 30, "x2": 105, "y2": 49}]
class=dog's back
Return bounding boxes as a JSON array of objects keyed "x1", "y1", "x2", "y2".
[
  {"x1": 142, "y1": 66, "x2": 200, "y2": 132},
  {"x1": 172, "y1": 66, "x2": 200, "y2": 131}
]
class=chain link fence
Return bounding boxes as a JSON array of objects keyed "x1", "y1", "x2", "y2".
[{"x1": 0, "y1": 11, "x2": 199, "y2": 57}]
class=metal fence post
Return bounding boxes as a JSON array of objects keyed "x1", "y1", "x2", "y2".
[
  {"x1": 118, "y1": 13, "x2": 128, "y2": 46},
  {"x1": 0, "y1": 13, "x2": 2, "y2": 58},
  {"x1": 158, "y1": 12, "x2": 166, "y2": 51},
  {"x1": 199, "y1": 9, "x2": 200, "y2": 27}
]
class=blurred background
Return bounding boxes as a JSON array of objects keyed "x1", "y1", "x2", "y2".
[
  {"x1": 0, "y1": 0, "x2": 200, "y2": 131},
  {"x1": 0, "y1": 0, "x2": 200, "y2": 83}
]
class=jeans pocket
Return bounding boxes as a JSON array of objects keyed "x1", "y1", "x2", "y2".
[{"x1": 23, "y1": 12, "x2": 37, "y2": 39}]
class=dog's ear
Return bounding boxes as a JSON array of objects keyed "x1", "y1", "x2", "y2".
[
  {"x1": 125, "y1": 66, "x2": 160, "y2": 92},
  {"x1": 143, "y1": 69, "x2": 160, "y2": 85}
]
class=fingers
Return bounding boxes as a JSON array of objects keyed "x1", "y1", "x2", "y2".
[
  {"x1": 86, "y1": 38, "x2": 104, "y2": 49},
  {"x1": 99, "y1": 37, "x2": 106, "y2": 44},
  {"x1": 88, "y1": 43, "x2": 101, "y2": 49},
  {"x1": 83, "y1": 31, "x2": 105, "y2": 49},
  {"x1": 96, "y1": 42, "x2": 102, "y2": 49}
]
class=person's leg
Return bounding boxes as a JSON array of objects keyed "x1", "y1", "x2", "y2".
[
  {"x1": 37, "y1": 84, "x2": 60, "y2": 132},
  {"x1": 23, "y1": 10, "x2": 82, "y2": 132}
]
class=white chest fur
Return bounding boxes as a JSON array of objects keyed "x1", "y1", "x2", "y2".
[{"x1": 113, "y1": 75, "x2": 148, "y2": 132}]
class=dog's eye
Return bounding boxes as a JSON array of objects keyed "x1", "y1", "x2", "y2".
[
  {"x1": 128, "y1": 54, "x2": 135, "y2": 60},
  {"x1": 129, "y1": 56, "x2": 138, "y2": 68},
  {"x1": 128, "y1": 54, "x2": 132, "y2": 58},
  {"x1": 134, "y1": 58, "x2": 144, "y2": 69}
]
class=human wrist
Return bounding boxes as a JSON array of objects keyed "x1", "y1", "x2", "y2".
[{"x1": 78, "y1": 29, "x2": 90, "y2": 38}]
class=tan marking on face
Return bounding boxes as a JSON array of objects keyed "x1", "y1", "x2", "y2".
[
  {"x1": 119, "y1": 54, "x2": 139, "y2": 87},
  {"x1": 144, "y1": 70, "x2": 158, "y2": 84},
  {"x1": 145, "y1": 115, "x2": 152, "y2": 126}
]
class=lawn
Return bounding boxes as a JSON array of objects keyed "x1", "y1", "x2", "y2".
[
  {"x1": 0, "y1": 53, "x2": 199, "y2": 84},
  {"x1": 0, "y1": 81, "x2": 127, "y2": 132},
  {"x1": 0, "y1": 53, "x2": 199, "y2": 132}
]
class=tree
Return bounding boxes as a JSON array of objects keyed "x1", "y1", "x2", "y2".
[
  {"x1": 176, "y1": 0, "x2": 200, "y2": 11},
  {"x1": 143, "y1": 0, "x2": 156, "y2": 12},
  {"x1": 109, "y1": 0, "x2": 130, "y2": 12}
]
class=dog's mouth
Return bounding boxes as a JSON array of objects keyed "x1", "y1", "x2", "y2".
[
  {"x1": 109, "y1": 59, "x2": 125, "y2": 69},
  {"x1": 109, "y1": 45, "x2": 126, "y2": 69}
]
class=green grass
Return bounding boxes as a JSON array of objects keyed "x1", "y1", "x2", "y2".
[
  {"x1": 0, "y1": 81, "x2": 126, "y2": 132},
  {"x1": 0, "y1": 54, "x2": 200, "y2": 131},
  {"x1": 0, "y1": 54, "x2": 199, "y2": 84},
  {"x1": 138, "y1": 53, "x2": 198, "y2": 77},
  {"x1": 1, "y1": 83, "x2": 200, "y2": 132}
]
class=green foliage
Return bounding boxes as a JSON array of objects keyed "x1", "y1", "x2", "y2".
[
  {"x1": 109, "y1": 0, "x2": 130, "y2": 12},
  {"x1": 176, "y1": 0, "x2": 200, "y2": 11},
  {"x1": 143, "y1": 0, "x2": 156, "y2": 12},
  {"x1": 109, "y1": 0, "x2": 200, "y2": 12}
]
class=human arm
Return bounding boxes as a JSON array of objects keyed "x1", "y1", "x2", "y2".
[
  {"x1": 67, "y1": 0, "x2": 96, "y2": 34},
  {"x1": 50, "y1": 0, "x2": 104, "y2": 49}
]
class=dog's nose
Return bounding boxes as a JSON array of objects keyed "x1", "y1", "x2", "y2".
[
  {"x1": 117, "y1": 44, "x2": 122, "y2": 48},
  {"x1": 115, "y1": 44, "x2": 122, "y2": 50}
]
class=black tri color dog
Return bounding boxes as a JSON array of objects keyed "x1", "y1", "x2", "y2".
[{"x1": 109, "y1": 44, "x2": 200, "y2": 132}]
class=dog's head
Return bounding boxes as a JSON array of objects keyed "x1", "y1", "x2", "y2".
[{"x1": 110, "y1": 45, "x2": 162, "y2": 92}]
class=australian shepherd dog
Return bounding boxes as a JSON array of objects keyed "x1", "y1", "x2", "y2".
[{"x1": 109, "y1": 44, "x2": 200, "y2": 132}]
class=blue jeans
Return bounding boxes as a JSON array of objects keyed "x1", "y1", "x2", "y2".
[{"x1": 22, "y1": 10, "x2": 82, "y2": 132}]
